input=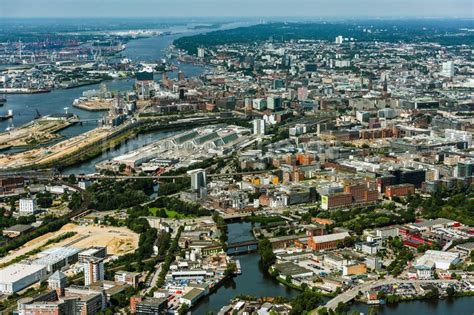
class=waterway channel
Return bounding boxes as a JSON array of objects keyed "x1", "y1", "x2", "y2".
[{"x1": 191, "y1": 222, "x2": 299, "y2": 315}]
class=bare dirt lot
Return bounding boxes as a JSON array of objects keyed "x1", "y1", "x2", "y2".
[{"x1": 0, "y1": 223, "x2": 139, "y2": 265}]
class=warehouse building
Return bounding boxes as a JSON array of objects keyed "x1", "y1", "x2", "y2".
[
  {"x1": 32, "y1": 247, "x2": 80, "y2": 273},
  {"x1": 415, "y1": 250, "x2": 460, "y2": 270},
  {"x1": 308, "y1": 232, "x2": 350, "y2": 251},
  {"x1": 0, "y1": 263, "x2": 47, "y2": 294}
]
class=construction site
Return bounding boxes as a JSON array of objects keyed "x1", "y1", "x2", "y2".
[
  {"x1": 0, "y1": 223, "x2": 139, "y2": 266},
  {"x1": 0, "y1": 113, "x2": 78, "y2": 149}
]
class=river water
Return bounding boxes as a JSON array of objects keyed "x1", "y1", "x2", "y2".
[
  {"x1": 350, "y1": 297, "x2": 474, "y2": 314},
  {"x1": 61, "y1": 129, "x2": 182, "y2": 174},
  {"x1": 0, "y1": 22, "x2": 227, "y2": 138},
  {"x1": 0, "y1": 79, "x2": 133, "y2": 134},
  {"x1": 191, "y1": 222, "x2": 299, "y2": 315}
]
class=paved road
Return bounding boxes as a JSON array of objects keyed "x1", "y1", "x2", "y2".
[
  {"x1": 313, "y1": 278, "x2": 460, "y2": 312},
  {"x1": 145, "y1": 264, "x2": 162, "y2": 294}
]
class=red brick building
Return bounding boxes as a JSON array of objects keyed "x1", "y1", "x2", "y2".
[
  {"x1": 308, "y1": 232, "x2": 350, "y2": 251},
  {"x1": 364, "y1": 190, "x2": 379, "y2": 202},
  {"x1": 385, "y1": 183, "x2": 415, "y2": 198},
  {"x1": 344, "y1": 183, "x2": 368, "y2": 202},
  {"x1": 321, "y1": 192, "x2": 353, "y2": 210}
]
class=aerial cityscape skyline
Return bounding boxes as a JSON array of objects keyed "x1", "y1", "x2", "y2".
[
  {"x1": 0, "y1": 2, "x2": 473, "y2": 315},
  {"x1": 0, "y1": 0, "x2": 472, "y2": 18}
]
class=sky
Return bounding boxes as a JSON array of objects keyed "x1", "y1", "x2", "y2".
[{"x1": 0, "y1": 0, "x2": 472, "y2": 18}]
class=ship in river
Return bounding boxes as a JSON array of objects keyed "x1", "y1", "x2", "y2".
[
  {"x1": 0, "y1": 88, "x2": 51, "y2": 94},
  {"x1": 0, "y1": 110, "x2": 13, "y2": 121}
]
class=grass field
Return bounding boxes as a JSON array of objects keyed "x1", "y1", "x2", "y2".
[{"x1": 149, "y1": 207, "x2": 196, "y2": 219}]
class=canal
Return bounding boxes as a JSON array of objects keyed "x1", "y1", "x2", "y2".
[
  {"x1": 191, "y1": 221, "x2": 299, "y2": 315},
  {"x1": 62, "y1": 129, "x2": 182, "y2": 174}
]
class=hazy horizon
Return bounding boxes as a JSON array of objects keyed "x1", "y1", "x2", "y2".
[{"x1": 0, "y1": 0, "x2": 472, "y2": 18}]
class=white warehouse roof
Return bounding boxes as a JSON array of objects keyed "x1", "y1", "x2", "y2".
[
  {"x1": 312, "y1": 232, "x2": 350, "y2": 243},
  {"x1": 0, "y1": 263, "x2": 46, "y2": 284},
  {"x1": 416, "y1": 250, "x2": 460, "y2": 270}
]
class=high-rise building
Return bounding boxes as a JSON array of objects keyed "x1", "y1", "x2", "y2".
[
  {"x1": 267, "y1": 95, "x2": 282, "y2": 111},
  {"x1": 84, "y1": 257, "x2": 104, "y2": 286},
  {"x1": 252, "y1": 98, "x2": 267, "y2": 110},
  {"x1": 253, "y1": 119, "x2": 266, "y2": 136},
  {"x1": 335, "y1": 35, "x2": 344, "y2": 44},
  {"x1": 441, "y1": 61, "x2": 455, "y2": 78},
  {"x1": 273, "y1": 79, "x2": 284, "y2": 90},
  {"x1": 297, "y1": 86, "x2": 308, "y2": 101},
  {"x1": 187, "y1": 169, "x2": 207, "y2": 198},
  {"x1": 197, "y1": 47, "x2": 205, "y2": 58},
  {"x1": 282, "y1": 53, "x2": 291, "y2": 68}
]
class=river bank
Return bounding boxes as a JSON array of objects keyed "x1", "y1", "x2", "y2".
[
  {"x1": 349, "y1": 295, "x2": 474, "y2": 314},
  {"x1": 190, "y1": 222, "x2": 299, "y2": 315}
]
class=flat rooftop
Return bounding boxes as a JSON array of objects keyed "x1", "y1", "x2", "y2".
[
  {"x1": 0, "y1": 263, "x2": 46, "y2": 284},
  {"x1": 274, "y1": 261, "x2": 313, "y2": 277},
  {"x1": 3, "y1": 224, "x2": 33, "y2": 233},
  {"x1": 312, "y1": 232, "x2": 350, "y2": 243}
]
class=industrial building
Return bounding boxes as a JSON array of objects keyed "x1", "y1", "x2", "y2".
[
  {"x1": 308, "y1": 232, "x2": 350, "y2": 251},
  {"x1": 32, "y1": 247, "x2": 80, "y2": 273},
  {"x1": 415, "y1": 250, "x2": 460, "y2": 270},
  {"x1": 130, "y1": 296, "x2": 168, "y2": 314},
  {"x1": 0, "y1": 263, "x2": 47, "y2": 294}
]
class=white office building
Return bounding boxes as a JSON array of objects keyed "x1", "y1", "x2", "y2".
[
  {"x1": 19, "y1": 198, "x2": 37, "y2": 215},
  {"x1": 252, "y1": 98, "x2": 267, "y2": 110},
  {"x1": 188, "y1": 169, "x2": 206, "y2": 191},
  {"x1": 187, "y1": 169, "x2": 207, "y2": 198},
  {"x1": 84, "y1": 257, "x2": 104, "y2": 286},
  {"x1": 267, "y1": 95, "x2": 282, "y2": 110},
  {"x1": 253, "y1": 119, "x2": 266, "y2": 136},
  {"x1": 197, "y1": 47, "x2": 205, "y2": 58},
  {"x1": 441, "y1": 61, "x2": 455, "y2": 78}
]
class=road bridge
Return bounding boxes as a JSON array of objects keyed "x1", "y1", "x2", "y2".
[{"x1": 226, "y1": 240, "x2": 258, "y2": 255}]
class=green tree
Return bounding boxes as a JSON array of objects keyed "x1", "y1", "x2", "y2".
[
  {"x1": 258, "y1": 238, "x2": 276, "y2": 269},
  {"x1": 290, "y1": 290, "x2": 322, "y2": 315}
]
